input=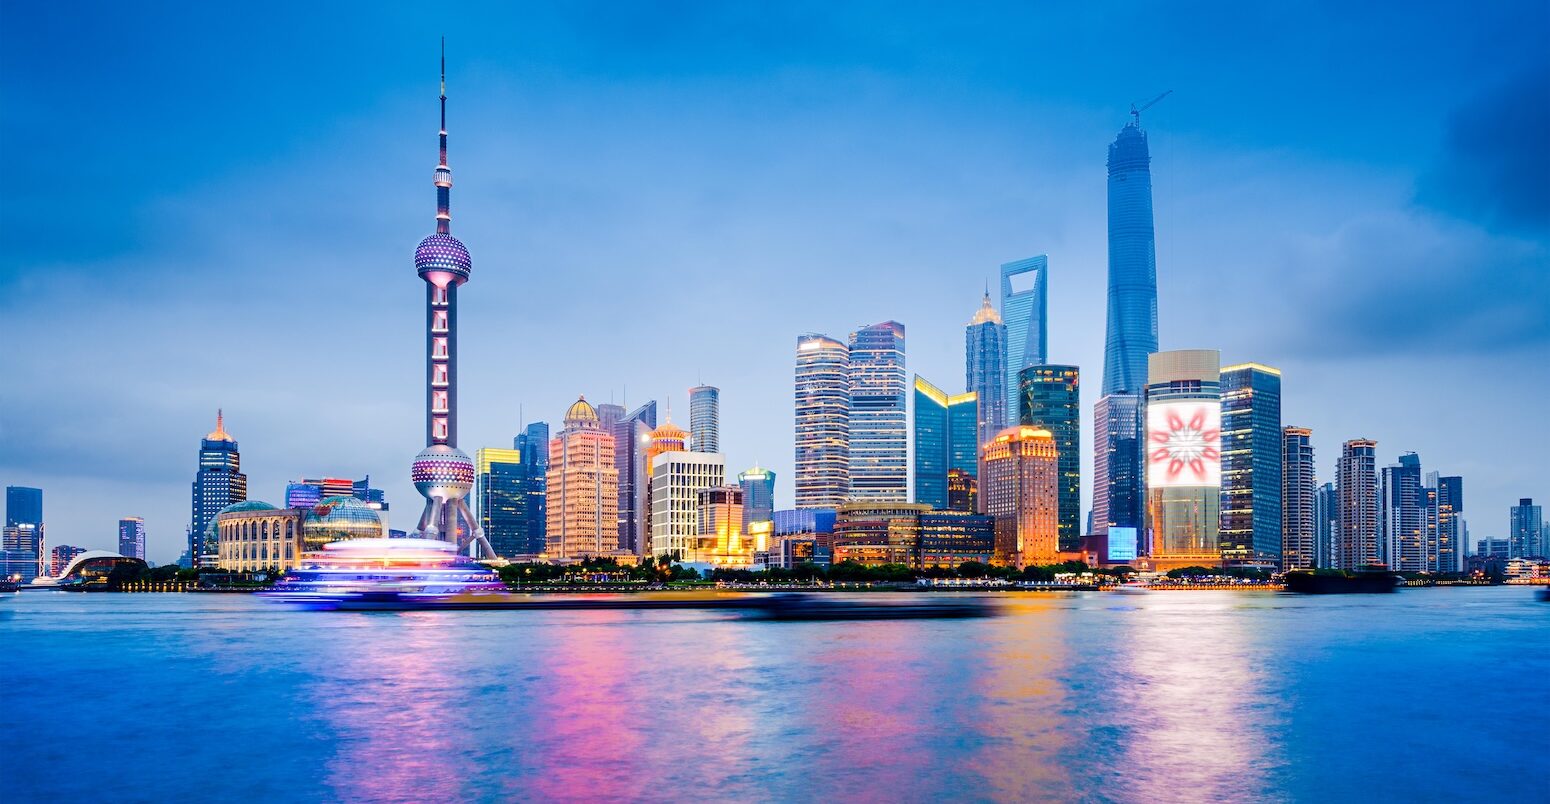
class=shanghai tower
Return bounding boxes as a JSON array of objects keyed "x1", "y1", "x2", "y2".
[
  {"x1": 1093, "y1": 103, "x2": 1161, "y2": 550},
  {"x1": 409, "y1": 42, "x2": 494, "y2": 558}
]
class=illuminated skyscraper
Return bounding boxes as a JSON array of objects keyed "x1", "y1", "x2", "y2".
[
  {"x1": 1092, "y1": 393, "x2": 1143, "y2": 549},
  {"x1": 477, "y1": 448, "x2": 545, "y2": 557},
  {"x1": 1000, "y1": 257, "x2": 1048, "y2": 415},
  {"x1": 1509, "y1": 498, "x2": 1543, "y2": 558},
  {"x1": 642, "y1": 415, "x2": 688, "y2": 556},
  {"x1": 1432, "y1": 474, "x2": 1463, "y2": 572},
  {"x1": 698, "y1": 485, "x2": 747, "y2": 566},
  {"x1": 1315, "y1": 481, "x2": 1338, "y2": 568},
  {"x1": 1145, "y1": 350, "x2": 1221, "y2": 567},
  {"x1": 1336, "y1": 439, "x2": 1380, "y2": 569},
  {"x1": 611, "y1": 402, "x2": 657, "y2": 553},
  {"x1": 408, "y1": 45, "x2": 492, "y2": 558},
  {"x1": 545, "y1": 397, "x2": 619, "y2": 560},
  {"x1": 1219, "y1": 363, "x2": 1283, "y2": 567},
  {"x1": 738, "y1": 465, "x2": 776, "y2": 532},
  {"x1": 688, "y1": 385, "x2": 720, "y2": 454},
  {"x1": 515, "y1": 422, "x2": 550, "y2": 553},
  {"x1": 912, "y1": 375, "x2": 978, "y2": 512},
  {"x1": 794, "y1": 334, "x2": 850, "y2": 508},
  {"x1": 4, "y1": 487, "x2": 44, "y2": 580},
  {"x1": 1380, "y1": 452, "x2": 1424, "y2": 571},
  {"x1": 1281, "y1": 426, "x2": 1317, "y2": 570},
  {"x1": 117, "y1": 517, "x2": 146, "y2": 561},
  {"x1": 981, "y1": 426, "x2": 1059, "y2": 568},
  {"x1": 5, "y1": 486, "x2": 41, "y2": 529},
  {"x1": 651, "y1": 451, "x2": 725, "y2": 560},
  {"x1": 191, "y1": 410, "x2": 246, "y2": 567},
  {"x1": 848, "y1": 321, "x2": 907, "y2": 502},
  {"x1": 965, "y1": 292, "x2": 1007, "y2": 449},
  {"x1": 1103, "y1": 118, "x2": 1160, "y2": 397},
  {"x1": 1018, "y1": 364, "x2": 1080, "y2": 550}
]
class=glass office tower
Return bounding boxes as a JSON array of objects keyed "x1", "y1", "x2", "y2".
[
  {"x1": 847, "y1": 321, "x2": 907, "y2": 502},
  {"x1": 912, "y1": 375, "x2": 978, "y2": 512},
  {"x1": 1103, "y1": 122, "x2": 1160, "y2": 397},
  {"x1": 1281, "y1": 426, "x2": 1317, "y2": 570},
  {"x1": 1219, "y1": 363, "x2": 1283, "y2": 567},
  {"x1": 1000, "y1": 257, "x2": 1048, "y2": 417},
  {"x1": 965, "y1": 293, "x2": 1007, "y2": 450},
  {"x1": 1018, "y1": 365, "x2": 1080, "y2": 551},
  {"x1": 795, "y1": 334, "x2": 850, "y2": 508},
  {"x1": 688, "y1": 385, "x2": 720, "y2": 454}
]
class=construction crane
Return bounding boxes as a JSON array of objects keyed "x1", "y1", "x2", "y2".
[{"x1": 1130, "y1": 90, "x2": 1173, "y2": 126}]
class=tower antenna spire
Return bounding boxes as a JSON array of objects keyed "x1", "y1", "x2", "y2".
[{"x1": 436, "y1": 37, "x2": 452, "y2": 235}]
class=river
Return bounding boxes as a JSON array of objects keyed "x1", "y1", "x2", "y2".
[{"x1": 2, "y1": 587, "x2": 1544, "y2": 802}]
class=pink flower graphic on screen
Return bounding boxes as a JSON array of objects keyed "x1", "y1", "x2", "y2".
[{"x1": 1149, "y1": 407, "x2": 1220, "y2": 483}]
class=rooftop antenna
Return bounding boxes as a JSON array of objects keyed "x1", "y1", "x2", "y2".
[{"x1": 1130, "y1": 89, "x2": 1172, "y2": 127}]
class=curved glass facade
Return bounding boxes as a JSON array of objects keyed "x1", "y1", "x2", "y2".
[
  {"x1": 1103, "y1": 124, "x2": 1159, "y2": 397},
  {"x1": 302, "y1": 496, "x2": 385, "y2": 552}
]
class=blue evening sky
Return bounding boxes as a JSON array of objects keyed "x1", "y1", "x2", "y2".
[{"x1": 2, "y1": 2, "x2": 1546, "y2": 562}]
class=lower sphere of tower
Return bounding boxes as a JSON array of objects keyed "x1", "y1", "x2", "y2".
[{"x1": 411, "y1": 444, "x2": 475, "y2": 500}]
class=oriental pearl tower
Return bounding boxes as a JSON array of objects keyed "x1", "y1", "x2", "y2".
[{"x1": 410, "y1": 41, "x2": 494, "y2": 558}]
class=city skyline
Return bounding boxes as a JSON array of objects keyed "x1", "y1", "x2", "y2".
[{"x1": 2, "y1": 4, "x2": 1548, "y2": 563}]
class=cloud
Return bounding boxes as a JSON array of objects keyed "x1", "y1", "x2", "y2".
[{"x1": 1418, "y1": 59, "x2": 1550, "y2": 234}]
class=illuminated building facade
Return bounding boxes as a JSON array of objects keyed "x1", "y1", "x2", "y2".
[
  {"x1": 1509, "y1": 498, "x2": 1543, "y2": 558},
  {"x1": 772, "y1": 508, "x2": 836, "y2": 567},
  {"x1": 919, "y1": 512, "x2": 995, "y2": 569},
  {"x1": 477, "y1": 447, "x2": 545, "y2": 557},
  {"x1": 912, "y1": 375, "x2": 978, "y2": 511},
  {"x1": 1144, "y1": 350, "x2": 1221, "y2": 567},
  {"x1": 408, "y1": 45, "x2": 492, "y2": 558},
  {"x1": 216, "y1": 502, "x2": 305, "y2": 572},
  {"x1": 848, "y1": 321, "x2": 908, "y2": 502},
  {"x1": 688, "y1": 385, "x2": 720, "y2": 453},
  {"x1": 642, "y1": 415, "x2": 688, "y2": 556},
  {"x1": 1219, "y1": 363, "x2": 1282, "y2": 567},
  {"x1": 1433, "y1": 474, "x2": 1463, "y2": 573},
  {"x1": 191, "y1": 410, "x2": 246, "y2": 568},
  {"x1": 610, "y1": 402, "x2": 656, "y2": 554},
  {"x1": 1281, "y1": 426, "x2": 1317, "y2": 570},
  {"x1": 6, "y1": 486, "x2": 42, "y2": 529},
  {"x1": 49, "y1": 544, "x2": 87, "y2": 577},
  {"x1": 981, "y1": 426, "x2": 1059, "y2": 568},
  {"x1": 1018, "y1": 364, "x2": 1080, "y2": 550},
  {"x1": 1381, "y1": 452, "x2": 1424, "y2": 571},
  {"x1": 546, "y1": 397, "x2": 619, "y2": 560},
  {"x1": 1336, "y1": 439, "x2": 1380, "y2": 569},
  {"x1": 650, "y1": 450, "x2": 725, "y2": 560},
  {"x1": 1093, "y1": 392, "x2": 1144, "y2": 547},
  {"x1": 965, "y1": 292, "x2": 1007, "y2": 448},
  {"x1": 1315, "y1": 482, "x2": 1338, "y2": 568},
  {"x1": 1103, "y1": 119, "x2": 1160, "y2": 398},
  {"x1": 738, "y1": 465, "x2": 776, "y2": 532},
  {"x1": 794, "y1": 334, "x2": 850, "y2": 508},
  {"x1": 285, "y1": 477, "x2": 387, "y2": 511},
  {"x1": 698, "y1": 485, "x2": 748, "y2": 566},
  {"x1": 833, "y1": 502, "x2": 928, "y2": 567},
  {"x1": 117, "y1": 517, "x2": 146, "y2": 561},
  {"x1": 516, "y1": 422, "x2": 550, "y2": 552},
  {"x1": 947, "y1": 469, "x2": 977, "y2": 513},
  {"x1": 1000, "y1": 256, "x2": 1048, "y2": 416}
]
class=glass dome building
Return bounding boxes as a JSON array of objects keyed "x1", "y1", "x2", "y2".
[{"x1": 302, "y1": 496, "x2": 385, "y2": 552}]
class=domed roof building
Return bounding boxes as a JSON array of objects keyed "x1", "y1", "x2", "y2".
[
  {"x1": 301, "y1": 496, "x2": 385, "y2": 552},
  {"x1": 564, "y1": 395, "x2": 600, "y2": 428}
]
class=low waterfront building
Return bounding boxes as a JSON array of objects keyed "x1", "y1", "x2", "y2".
[
  {"x1": 833, "y1": 502, "x2": 929, "y2": 567},
  {"x1": 919, "y1": 512, "x2": 995, "y2": 569},
  {"x1": 49, "y1": 544, "x2": 87, "y2": 577},
  {"x1": 216, "y1": 501, "x2": 305, "y2": 572}
]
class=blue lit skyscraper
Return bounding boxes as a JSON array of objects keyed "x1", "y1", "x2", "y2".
[
  {"x1": 848, "y1": 321, "x2": 907, "y2": 502},
  {"x1": 688, "y1": 385, "x2": 720, "y2": 454},
  {"x1": 1103, "y1": 119, "x2": 1160, "y2": 397},
  {"x1": 1219, "y1": 363, "x2": 1283, "y2": 567},
  {"x1": 5, "y1": 486, "x2": 42, "y2": 528},
  {"x1": 965, "y1": 292, "x2": 1007, "y2": 450},
  {"x1": 191, "y1": 410, "x2": 246, "y2": 567},
  {"x1": 1000, "y1": 257, "x2": 1047, "y2": 416},
  {"x1": 912, "y1": 375, "x2": 978, "y2": 512},
  {"x1": 1018, "y1": 365, "x2": 1080, "y2": 550},
  {"x1": 738, "y1": 465, "x2": 776, "y2": 532},
  {"x1": 514, "y1": 422, "x2": 550, "y2": 554}
]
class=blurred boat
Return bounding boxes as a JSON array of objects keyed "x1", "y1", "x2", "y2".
[
  {"x1": 1284, "y1": 570, "x2": 1398, "y2": 594},
  {"x1": 746, "y1": 593, "x2": 997, "y2": 620},
  {"x1": 261, "y1": 538, "x2": 505, "y2": 609}
]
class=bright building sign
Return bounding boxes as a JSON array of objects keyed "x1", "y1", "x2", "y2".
[{"x1": 1146, "y1": 400, "x2": 1221, "y2": 488}]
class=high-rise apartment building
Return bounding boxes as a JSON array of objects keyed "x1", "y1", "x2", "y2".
[
  {"x1": 965, "y1": 292, "x2": 1007, "y2": 451},
  {"x1": 1509, "y1": 498, "x2": 1544, "y2": 558},
  {"x1": 545, "y1": 397, "x2": 619, "y2": 560},
  {"x1": 1281, "y1": 426, "x2": 1316, "y2": 570},
  {"x1": 1315, "y1": 482, "x2": 1338, "y2": 568},
  {"x1": 848, "y1": 321, "x2": 907, "y2": 502},
  {"x1": 117, "y1": 517, "x2": 146, "y2": 561},
  {"x1": 981, "y1": 426, "x2": 1060, "y2": 568},
  {"x1": 1103, "y1": 117, "x2": 1160, "y2": 397},
  {"x1": 1000, "y1": 257, "x2": 1048, "y2": 416},
  {"x1": 651, "y1": 451, "x2": 725, "y2": 560},
  {"x1": 1018, "y1": 364, "x2": 1080, "y2": 550},
  {"x1": 1336, "y1": 439, "x2": 1380, "y2": 569},
  {"x1": 609, "y1": 402, "x2": 656, "y2": 554},
  {"x1": 50, "y1": 544, "x2": 87, "y2": 576},
  {"x1": 1433, "y1": 474, "x2": 1463, "y2": 573},
  {"x1": 912, "y1": 376, "x2": 978, "y2": 512},
  {"x1": 1145, "y1": 350, "x2": 1221, "y2": 567},
  {"x1": 1381, "y1": 452, "x2": 1425, "y2": 572},
  {"x1": 1092, "y1": 393, "x2": 1144, "y2": 550},
  {"x1": 1219, "y1": 363, "x2": 1282, "y2": 567},
  {"x1": 738, "y1": 466, "x2": 776, "y2": 532},
  {"x1": 794, "y1": 334, "x2": 850, "y2": 508},
  {"x1": 191, "y1": 411, "x2": 246, "y2": 568},
  {"x1": 688, "y1": 386, "x2": 720, "y2": 454}
]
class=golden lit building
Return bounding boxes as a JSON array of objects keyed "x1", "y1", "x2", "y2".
[
  {"x1": 981, "y1": 426, "x2": 1059, "y2": 567},
  {"x1": 216, "y1": 502, "x2": 305, "y2": 572},
  {"x1": 640, "y1": 416, "x2": 689, "y2": 557},
  {"x1": 651, "y1": 450, "x2": 725, "y2": 560},
  {"x1": 546, "y1": 396, "x2": 620, "y2": 561},
  {"x1": 698, "y1": 485, "x2": 750, "y2": 567},
  {"x1": 833, "y1": 502, "x2": 929, "y2": 566}
]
